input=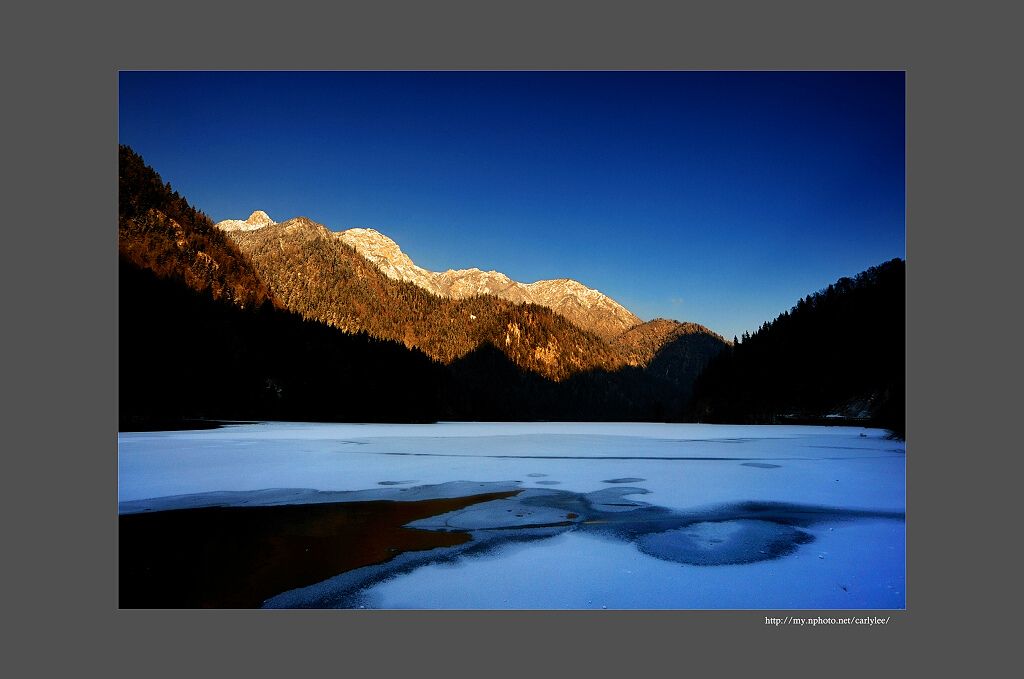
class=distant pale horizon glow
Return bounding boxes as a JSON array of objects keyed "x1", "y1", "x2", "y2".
[{"x1": 119, "y1": 71, "x2": 905, "y2": 342}]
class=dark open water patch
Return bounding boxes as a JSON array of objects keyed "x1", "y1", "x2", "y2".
[
  {"x1": 118, "y1": 490, "x2": 519, "y2": 608},
  {"x1": 741, "y1": 463, "x2": 782, "y2": 469},
  {"x1": 534, "y1": 480, "x2": 561, "y2": 485},
  {"x1": 377, "y1": 480, "x2": 417, "y2": 485},
  {"x1": 602, "y1": 477, "x2": 646, "y2": 484}
]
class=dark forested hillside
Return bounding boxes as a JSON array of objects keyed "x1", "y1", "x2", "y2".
[
  {"x1": 118, "y1": 145, "x2": 277, "y2": 310},
  {"x1": 690, "y1": 259, "x2": 905, "y2": 436},
  {"x1": 442, "y1": 345, "x2": 683, "y2": 422},
  {"x1": 120, "y1": 260, "x2": 444, "y2": 426}
]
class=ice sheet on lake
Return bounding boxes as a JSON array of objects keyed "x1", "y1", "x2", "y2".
[
  {"x1": 118, "y1": 421, "x2": 905, "y2": 608},
  {"x1": 119, "y1": 421, "x2": 904, "y2": 511}
]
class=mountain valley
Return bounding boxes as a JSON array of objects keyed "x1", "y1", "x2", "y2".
[{"x1": 118, "y1": 145, "x2": 902, "y2": 433}]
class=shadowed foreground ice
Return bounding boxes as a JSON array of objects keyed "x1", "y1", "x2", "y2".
[{"x1": 118, "y1": 422, "x2": 905, "y2": 608}]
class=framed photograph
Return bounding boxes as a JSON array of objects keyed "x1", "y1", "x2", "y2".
[{"x1": 118, "y1": 71, "x2": 905, "y2": 610}]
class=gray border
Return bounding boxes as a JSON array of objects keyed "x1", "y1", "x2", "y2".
[{"x1": 14, "y1": 0, "x2": 1004, "y2": 672}]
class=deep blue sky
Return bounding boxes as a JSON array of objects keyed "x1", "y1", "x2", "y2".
[{"x1": 119, "y1": 71, "x2": 904, "y2": 341}]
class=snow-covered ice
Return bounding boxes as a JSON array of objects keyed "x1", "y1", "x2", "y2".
[{"x1": 118, "y1": 421, "x2": 905, "y2": 609}]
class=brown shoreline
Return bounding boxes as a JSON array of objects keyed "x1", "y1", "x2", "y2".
[{"x1": 118, "y1": 490, "x2": 519, "y2": 608}]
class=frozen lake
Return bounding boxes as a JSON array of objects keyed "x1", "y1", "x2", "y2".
[{"x1": 118, "y1": 422, "x2": 905, "y2": 609}]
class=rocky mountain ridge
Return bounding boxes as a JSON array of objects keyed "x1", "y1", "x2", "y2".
[
  {"x1": 216, "y1": 213, "x2": 641, "y2": 340},
  {"x1": 217, "y1": 214, "x2": 628, "y2": 381}
]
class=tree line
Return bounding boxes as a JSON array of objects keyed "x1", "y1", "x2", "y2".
[{"x1": 689, "y1": 258, "x2": 905, "y2": 437}]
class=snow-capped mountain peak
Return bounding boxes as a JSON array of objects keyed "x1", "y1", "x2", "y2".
[
  {"x1": 216, "y1": 212, "x2": 642, "y2": 339},
  {"x1": 215, "y1": 210, "x2": 277, "y2": 232}
]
